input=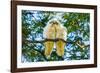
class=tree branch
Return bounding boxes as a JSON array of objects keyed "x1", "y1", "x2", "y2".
[
  {"x1": 24, "y1": 43, "x2": 49, "y2": 61},
  {"x1": 23, "y1": 38, "x2": 90, "y2": 49},
  {"x1": 32, "y1": 48, "x2": 48, "y2": 61},
  {"x1": 24, "y1": 38, "x2": 67, "y2": 43}
]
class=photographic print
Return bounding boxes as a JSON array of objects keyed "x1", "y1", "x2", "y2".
[
  {"x1": 11, "y1": 1, "x2": 97, "y2": 72},
  {"x1": 21, "y1": 10, "x2": 90, "y2": 62}
]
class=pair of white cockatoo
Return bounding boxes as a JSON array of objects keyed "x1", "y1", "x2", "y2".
[{"x1": 43, "y1": 18, "x2": 67, "y2": 58}]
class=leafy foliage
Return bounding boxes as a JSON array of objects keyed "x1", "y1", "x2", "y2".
[{"x1": 22, "y1": 10, "x2": 90, "y2": 62}]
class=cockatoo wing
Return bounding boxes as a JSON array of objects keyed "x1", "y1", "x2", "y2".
[
  {"x1": 43, "y1": 25, "x2": 55, "y2": 58},
  {"x1": 44, "y1": 41, "x2": 54, "y2": 58},
  {"x1": 56, "y1": 25, "x2": 67, "y2": 56}
]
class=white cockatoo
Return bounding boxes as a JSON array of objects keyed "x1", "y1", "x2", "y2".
[{"x1": 43, "y1": 18, "x2": 67, "y2": 58}]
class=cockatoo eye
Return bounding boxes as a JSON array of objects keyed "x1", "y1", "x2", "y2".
[
  {"x1": 50, "y1": 21, "x2": 58, "y2": 25},
  {"x1": 53, "y1": 21, "x2": 58, "y2": 25}
]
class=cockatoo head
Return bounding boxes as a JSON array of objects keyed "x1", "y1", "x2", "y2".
[{"x1": 47, "y1": 18, "x2": 61, "y2": 27}]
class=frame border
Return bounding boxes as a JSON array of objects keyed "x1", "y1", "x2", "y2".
[{"x1": 11, "y1": 1, "x2": 97, "y2": 72}]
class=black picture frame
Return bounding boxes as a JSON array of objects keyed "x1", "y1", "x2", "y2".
[{"x1": 11, "y1": 1, "x2": 97, "y2": 73}]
